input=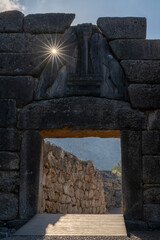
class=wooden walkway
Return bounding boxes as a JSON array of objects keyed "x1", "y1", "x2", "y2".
[{"x1": 15, "y1": 214, "x2": 127, "y2": 237}]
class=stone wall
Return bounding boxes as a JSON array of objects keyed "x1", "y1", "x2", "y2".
[
  {"x1": 41, "y1": 141, "x2": 106, "y2": 214},
  {"x1": 101, "y1": 171, "x2": 121, "y2": 209}
]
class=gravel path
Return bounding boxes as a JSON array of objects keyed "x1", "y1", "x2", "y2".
[{"x1": 2, "y1": 231, "x2": 160, "y2": 240}]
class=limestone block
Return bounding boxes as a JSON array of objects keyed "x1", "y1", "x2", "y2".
[
  {"x1": 0, "y1": 53, "x2": 45, "y2": 76},
  {"x1": 142, "y1": 131, "x2": 160, "y2": 155},
  {"x1": 75, "y1": 189, "x2": 84, "y2": 200},
  {"x1": 143, "y1": 204, "x2": 160, "y2": 222},
  {"x1": 143, "y1": 156, "x2": 160, "y2": 184},
  {"x1": 121, "y1": 60, "x2": 160, "y2": 83},
  {"x1": 121, "y1": 131, "x2": 142, "y2": 219},
  {"x1": 0, "y1": 171, "x2": 19, "y2": 192},
  {"x1": 97, "y1": 17, "x2": 146, "y2": 40},
  {"x1": 128, "y1": 84, "x2": 160, "y2": 109},
  {"x1": 20, "y1": 130, "x2": 42, "y2": 219},
  {"x1": 0, "y1": 152, "x2": 19, "y2": 170},
  {"x1": 24, "y1": 13, "x2": 75, "y2": 33},
  {"x1": 144, "y1": 188, "x2": 160, "y2": 204},
  {"x1": 110, "y1": 40, "x2": 160, "y2": 60},
  {"x1": 0, "y1": 128, "x2": 21, "y2": 151},
  {"x1": 17, "y1": 97, "x2": 147, "y2": 130},
  {"x1": 149, "y1": 110, "x2": 160, "y2": 130},
  {"x1": 0, "y1": 77, "x2": 35, "y2": 107},
  {"x1": 0, "y1": 11, "x2": 23, "y2": 33},
  {"x1": 0, "y1": 100, "x2": 16, "y2": 127},
  {"x1": 0, "y1": 193, "x2": 18, "y2": 220},
  {"x1": 0, "y1": 33, "x2": 62, "y2": 53}
]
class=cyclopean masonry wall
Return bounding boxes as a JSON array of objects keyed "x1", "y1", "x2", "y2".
[
  {"x1": 41, "y1": 141, "x2": 106, "y2": 214},
  {"x1": 0, "y1": 9, "x2": 160, "y2": 235}
]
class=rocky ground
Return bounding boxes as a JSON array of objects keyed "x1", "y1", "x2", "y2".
[{"x1": 1, "y1": 231, "x2": 160, "y2": 240}]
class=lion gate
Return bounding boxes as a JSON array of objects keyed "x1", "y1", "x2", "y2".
[{"x1": 0, "y1": 10, "x2": 160, "y2": 232}]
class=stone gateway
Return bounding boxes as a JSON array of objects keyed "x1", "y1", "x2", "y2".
[{"x1": 0, "y1": 10, "x2": 160, "y2": 236}]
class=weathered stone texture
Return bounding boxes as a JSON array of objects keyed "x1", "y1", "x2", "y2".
[
  {"x1": 149, "y1": 110, "x2": 160, "y2": 130},
  {"x1": 0, "y1": 100, "x2": 16, "y2": 127},
  {"x1": 20, "y1": 130, "x2": 42, "y2": 219},
  {"x1": 110, "y1": 40, "x2": 160, "y2": 60},
  {"x1": 24, "y1": 13, "x2": 75, "y2": 33},
  {"x1": 0, "y1": 53, "x2": 45, "y2": 76},
  {"x1": 42, "y1": 141, "x2": 106, "y2": 214},
  {"x1": 121, "y1": 131, "x2": 142, "y2": 219},
  {"x1": 0, "y1": 11, "x2": 23, "y2": 33},
  {"x1": 97, "y1": 17, "x2": 146, "y2": 39},
  {"x1": 0, "y1": 171, "x2": 19, "y2": 192},
  {"x1": 143, "y1": 156, "x2": 160, "y2": 184},
  {"x1": 0, "y1": 33, "x2": 61, "y2": 53},
  {"x1": 0, "y1": 152, "x2": 19, "y2": 170},
  {"x1": 0, "y1": 77, "x2": 35, "y2": 107},
  {"x1": 144, "y1": 188, "x2": 160, "y2": 204},
  {"x1": 0, "y1": 128, "x2": 21, "y2": 151},
  {"x1": 17, "y1": 97, "x2": 146, "y2": 130},
  {"x1": 142, "y1": 131, "x2": 160, "y2": 155},
  {"x1": 121, "y1": 60, "x2": 160, "y2": 83},
  {"x1": 101, "y1": 171, "x2": 121, "y2": 208},
  {"x1": 128, "y1": 84, "x2": 160, "y2": 109},
  {"x1": 143, "y1": 204, "x2": 160, "y2": 222},
  {"x1": 0, "y1": 193, "x2": 18, "y2": 220}
]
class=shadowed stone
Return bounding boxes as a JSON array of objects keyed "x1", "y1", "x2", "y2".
[
  {"x1": 0, "y1": 77, "x2": 35, "y2": 107},
  {"x1": 97, "y1": 17, "x2": 146, "y2": 40},
  {"x1": 24, "y1": 13, "x2": 75, "y2": 33},
  {"x1": 20, "y1": 131, "x2": 42, "y2": 219},
  {"x1": 144, "y1": 204, "x2": 160, "y2": 222},
  {"x1": 149, "y1": 110, "x2": 160, "y2": 130},
  {"x1": 0, "y1": 152, "x2": 19, "y2": 170},
  {"x1": 144, "y1": 188, "x2": 160, "y2": 204},
  {"x1": 0, "y1": 33, "x2": 61, "y2": 53},
  {"x1": 110, "y1": 40, "x2": 160, "y2": 60},
  {"x1": 0, "y1": 128, "x2": 21, "y2": 151},
  {"x1": 142, "y1": 131, "x2": 160, "y2": 155},
  {"x1": 128, "y1": 84, "x2": 160, "y2": 109},
  {"x1": 0, "y1": 11, "x2": 24, "y2": 33},
  {"x1": 121, "y1": 131, "x2": 142, "y2": 220},
  {"x1": 0, "y1": 100, "x2": 16, "y2": 127},
  {"x1": 121, "y1": 60, "x2": 160, "y2": 83},
  {"x1": 143, "y1": 156, "x2": 160, "y2": 184},
  {"x1": 0, "y1": 171, "x2": 19, "y2": 192},
  {"x1": 17, "y1": 97, "x2": 146, "y2": 130},
  {"x1": 0, "y1": 193, "x2": 18, "y2": 220},
  {"x1": 0, "y1": 53, "x2": 45, "y2": 76}
]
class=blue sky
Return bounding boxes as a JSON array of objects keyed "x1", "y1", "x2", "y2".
[{"x1": 17, "y1": 0, "x2": 160, "y2": 39}]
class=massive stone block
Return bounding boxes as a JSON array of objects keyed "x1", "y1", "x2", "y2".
[
  {"x1": 0, "y1": 33, "x2": 61, "y2": 53},
  {"x1": 0, "y1": 193, "x2": 18, "y2": 220},
  {"x1": 128, "y1": 84, "x2": 160, "y2": 109},
  {"x1": 121, "y1": 60, "x2": 160, "y2": 83},
  {"x1": 121, "y1": 131, "x2": 142, "y2": 220},
  {"x1": 97, "y1": 17, "x2": 146, "y2": 40},
  {"x1": 143, "y1": 156, "x2": 160, "y2": 184},
  {"x1": 0, "y1": 100, "x2": 16, "y2": 127},
  {"x1": 0, "y1": 128, "x2": 21, "y2": 151},
  {"x1": 0, "y1": 77, "x2": 35, "y2": 107},
  {"x1": 24, "y1": 13, "x2": 75, "y2": 33},
  {"x1": 142, "y1": 131, "x2": 160, "y2": 155},
  {"x1": 20, "y1": 131, "x2": 42, "y2": 219},
  {"x1": 109, "y1": 40, "x2": 160, "y2": 60},
  {"x1": 0, "y1": 152, "x2": 19, "y2": 170},
  {"x1": 0, "y1": 53, "x2": 45, "y2": 76},
  {"x1": 144, "y1": 188, "x2": 160, "y2": 204},
  {"x1": 17, "y1": 97, "x2": 147, "y2": 130},
  {"x1": 143, "y1": 204, "x2": 160, "y2": 222},
  {"x1": 149, "y1": 110, "x2": 160, "y2": 130},
  {"x1": 0, "y1": 171, "x2": 19, "y2": 192},
  {"x1": 0, "y1": 11, "x2": 24, "y2": 33}
]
